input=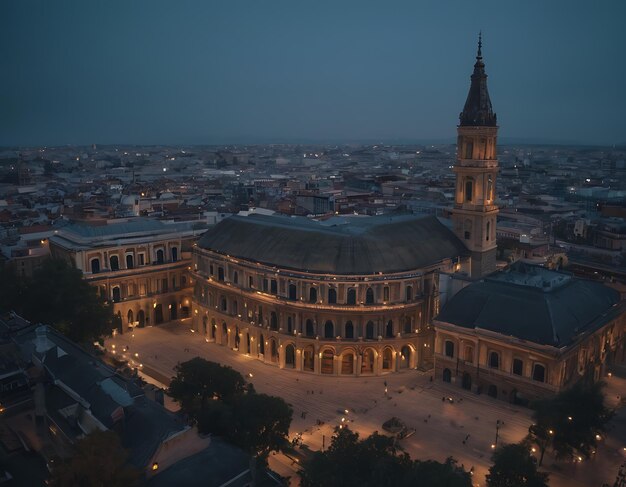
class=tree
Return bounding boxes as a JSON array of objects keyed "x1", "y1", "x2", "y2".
[
  {"x1": 486, "y1": 443, "x2": 549, "y2": 487},
  {"x1": 8, "y1": 258, "x2": 115, "y2": 343},
  {"x1": 168, "y1": 358, "x2": 246, "y2": 419},
  {"x1": 50, "y1": 430, "x2": 141, "y2": 487},
  {"x1": 527, "y1": 381, "x2": 613, "y2": 464},
  {"x1": 300, "y1": 427, "x2": 471, "y2": 487},
  {"x1": 228, "y1": 393, "x2": 293, "y2": 465}
]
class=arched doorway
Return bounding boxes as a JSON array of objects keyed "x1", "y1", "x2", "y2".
[
  {"x1": 110, "y1": 255, "x2": 119, "y2": 271},
  {"x1": 235, "y1": 326, "x2": 240, "y2": 349},
  {"x1": 382, "y1": 348, "x2": 393, "y2": 371},
  {"x1": 211, "y1": 319, "x2": 216, "y2": 339},
  {"x1": 112, "y1": 287, "x2": 121, "y2": 303},
  {"x1": 154, "y1": 304, "x2": 164, "y2": 324},
  {"x1": 245, "y1": 333, "x2": 250, "y2": 354},
  {"x1": 222, "y1": 322, "x2": 228, "y2": 346},
  {"x1": 321, "y1": 349, "x2": 334, "y2": 374},
  {"x1": 137, "y1": 310, "x2": 145, "y2": 327},
  {"x1": 361, "y1": 349, "x2": 376, "y2": 374},
  {"x1": 170, "y1": 302, "x2": 178, "y2": 320},
  {"x1": 259, "y1": 334, "x2": 265, "y2": 356},
  {"x1": 443, "y1": 368, "x2": 452, "y2": 383},
  {"x1": 341, "y1": 353, "x2": 354, "y2": 375},
  {"x1": 126, "y1": 254, "x2": 134, "y2": 269},
  {"x1": 269, "y1": 339, "x2": 278, "y2": 363},
  {"x1": 324, "y1": 321, "x2": 334, "y2": 339},
  {"x1": 127, "y1": 309, "x2": 134, "y2": 326},
  {"x1": 462, "y1": 373, "x2": 472, "y2": 390},
  {"x1": 202, "y1": 315, "x2": 208, "y2": 334},
  {"x1": 303, "y1": 346, "x2": 314, "y2": 371},
  {"x1": 399, "y1": 345, "x2": 411, "y2": 369},
  {"x1": 285, "y1": 344, "x2": 296, "y2": 368},
  {"x1": 365, "y1": 287, "x2": 374, "y2": 304}
]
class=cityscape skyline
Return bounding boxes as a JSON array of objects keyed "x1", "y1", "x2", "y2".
[{"x1": 2, "y1": 0, "x2": 626, "y2": 147}]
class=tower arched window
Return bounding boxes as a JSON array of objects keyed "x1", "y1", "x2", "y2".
[
  {"x1": 465, "y1": 179, "x2": 473, "y2": 202},
  {"x1": 486, "y1": 221, "x2": 491, "y2": 241},
  {"x1": 487, "y1": 174, "x2": 493, "y2": 201},
  {"x1": 365, "y1": 287, "x2": 374, "y2": 305}
]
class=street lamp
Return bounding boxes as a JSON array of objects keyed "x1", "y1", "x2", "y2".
[{"x1": 495, "y1": 419, "x2": 502, "y2": 447}]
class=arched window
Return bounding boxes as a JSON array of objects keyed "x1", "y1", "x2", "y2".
[
  {"x1": 156, "y1": 249, "x2": 164, "y2": 264},
  {"x1": 171, "y1": 247, "x2": 178, "y2": 262},
  {"x1": 366, "y1": 321, "x2": 375, "y2": 340},
  {"x1": 270, "y1": 279, "x2": 277, "y2": 294},
  {"x1": 127, "y1": 309, "x2": 134, "y2": 325},
  {"x1": 233, "y1": 271, "x2": 238, "y2": 285},
  {"x1": 513, "y1": 358, "x2": 523, "y2": 376},
  {"x1": 487, "y1": 385, "x2": 498, "y2": 398},
  {"x1": 91, "y1": 258, "x2": 100, "y2": 274},
  {"x1": 285, "y1": 345, "x2": 295, "y2": 368},
  {"x1": 221, "y1": 297, "x2": 227, "y2": 312},
  {"x1": 328, "y1": 288, "x2": 337, "y2": 304},
  {"x1": 305, "y1": 319, "x2": 315, "y2": 337},
  {"x1": 324, "y1": 321, "x2": 334, "y2": 339},
  {"x1": 126, "y1": 254, "x2": 134, "y2": 269},
  {"x1": 532, "y1": 364, "x2": 546, "y2": 382},
  {"x1": 288, "y1": 284, "x2": 297, "y2": 301},
  {"x1": 465, "y1": 178, "x2": 473, "y2": 202},
  {"x1": 232, "y1": 300, "x2": 238, "y2": 315},
  {"x1": 218, "y1": 267, "x2": 224, "y2": 281},
  {"x1": 365, "y1": 287, "x2": 374, "y2": 305},
  {"x1": 444, "y1": 340, "x2": 454, "y2": 358},
  {"x1": 405, "y1": 285, "x2": 413, "y2": 302},
  {"x1": 385, "y1": 320, "x2": 393, "y2": 338},
  {"x1": 309, "y1": 287, "x2": 317, "y2": 303},
  {"x1": 383, "y1": 286, "x2": 389, "y2": 302},
  {"x1": 287, "y1": 317, "x2": 293, "y2": 333},
  {"x1": 489, "y1": 351, "x2": 500, "y2": 369},
  {"x1": 486, "y1": 221, "x2": 491, "y2": 242},
  {"x1": 404, "y1": 317, "x2": 412, "y2": 334},
  {"x1": 112, "y1": 287, "x2": 121, "y2": 302},
  {"x1": 464, "y1": 345, "x2": 474, "y2": 363},
  {"x1": 347, "y1": 288, "x2": 357, "y2": 305},
  {"x1": 259, "y1": 334, "x2": 265, "y2": 355},
  {"x1": 464, "y1": 141, "x2": 473, "y2": 159},
  {"x1": 110, "y1": 255, "x2": 119, "y2": 271},
  {"x1": 345, "y1": 321, "x2": 354, "y2": 339},
  {"x1": 270, "y1": 311, "x2": 278, "y2": 330}
]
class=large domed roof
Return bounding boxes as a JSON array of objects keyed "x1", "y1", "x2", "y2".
[{"x1": 197, "y1": 213, "x2": 468, "y2": 275}]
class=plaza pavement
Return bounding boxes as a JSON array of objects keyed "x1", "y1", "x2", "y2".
[{"x1": 105, "y1": 321, "x2": 626, "y2": 487}]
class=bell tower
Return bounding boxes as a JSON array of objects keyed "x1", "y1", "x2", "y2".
[{"x1": 452, "y1": 33, "x2": 499, "y2": 278}]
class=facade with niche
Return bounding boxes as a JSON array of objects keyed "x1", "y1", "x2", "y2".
[
  {"x1": 191, "y1": 214, "x2": 469, "y2": 376},
  {"x1": 49, "y1": 218, "x2": 205, "y2": 331}
]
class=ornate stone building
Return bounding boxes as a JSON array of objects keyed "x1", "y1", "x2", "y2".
[
  {"x1": 49, "y1": 218, "x2": 203, "y2": 331},
  {"x1": 191, "y1": 214, "x2": 468, "y2": 375},
  {"x1": 434, "y1": 262, "x2": 626, "y2": 404}
]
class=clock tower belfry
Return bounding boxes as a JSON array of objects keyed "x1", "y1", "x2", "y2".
[{"x1": 452, "y1": 34, "x2": 499, "y2": 278}]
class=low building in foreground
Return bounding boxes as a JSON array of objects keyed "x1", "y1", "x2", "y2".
[{"x1": 434, "y1": 262, "x2": 626, "y2": 404}]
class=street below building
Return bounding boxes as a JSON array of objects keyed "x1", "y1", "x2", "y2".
[{"x1": 106, "y1": 322, "x2": 626, "y2": 487}]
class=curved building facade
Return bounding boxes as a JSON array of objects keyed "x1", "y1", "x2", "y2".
[{"x1": 190, "y1": 214, "x2": 467, "y2": 375}]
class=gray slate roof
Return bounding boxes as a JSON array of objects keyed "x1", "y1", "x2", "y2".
[
  {"x1": 197, "y1": 214, "x2": 468, "y2": 275},
  {"x1": 437, "y1": 264, "x2": 621, "y2": 347}
]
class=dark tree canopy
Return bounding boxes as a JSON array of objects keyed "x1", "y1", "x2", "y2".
[
  {"x1": 528, "y1": 381, "x2": 613, "y2": 463},
  {"x1": 50, "y1": 430, "x2": 141, "y2": 487},
  {"x1": 300, "y1": 427, "x2": 472, "y2": 487},
  {"x1": 486, "y1": 443, "x2": 549, "y2": 487},
  {"x1": 2, "y1": 258, "x2": 116, "y2": 343},
  {"x1": 168, "y1": 358, "x2": 247, "y2": 417},
  {"x1": 229, "y1": 393, "x2": 293, "y2": 459}
]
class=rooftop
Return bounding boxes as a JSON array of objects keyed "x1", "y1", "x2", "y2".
[{"x1": 197, "y1": 213, "x2": 468, "y2": 275}]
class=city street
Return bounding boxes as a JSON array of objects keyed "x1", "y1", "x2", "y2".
[{"x1": 105, "y1": 322, "x2": 626, "y2": 487}]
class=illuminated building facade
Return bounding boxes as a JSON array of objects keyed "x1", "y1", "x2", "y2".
[
  {"x1": 191, "y1": 214, "x2": 468, "y2": 375},
  {"x1": 49, "y1": 218, "x2": 203, "y2": 331}
]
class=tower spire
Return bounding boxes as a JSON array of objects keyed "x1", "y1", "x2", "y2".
[
  {"x1": 477, "y1": 31, "x2": 482, "y2": 59},
  {"x1": 459, "y1": 32, "x2": 496, "y2": 127}
]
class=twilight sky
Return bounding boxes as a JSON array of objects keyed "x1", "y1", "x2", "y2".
[{"x1": 2, "y1": 0, "x2": 625, "y2": 146}]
